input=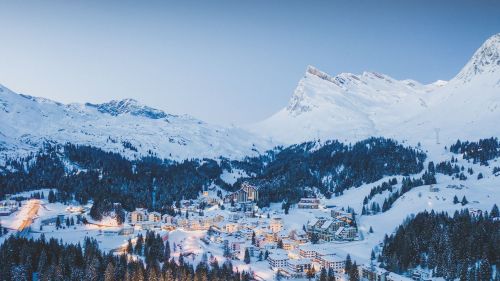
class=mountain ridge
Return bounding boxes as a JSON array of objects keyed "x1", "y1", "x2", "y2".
[
  {"x1": 252, "y1": 33, "x2": 500, "y2": 146},
  {"x1": 0, "y1": 84, "x2": 272, "y2": 162},
  {"x1": 2, "y1": 34, "x2": 500, "y2": 162}
]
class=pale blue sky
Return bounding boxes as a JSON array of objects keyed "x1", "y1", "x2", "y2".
[{"x1": 0, "y1": 0, "x2": 499, "y2": 124}]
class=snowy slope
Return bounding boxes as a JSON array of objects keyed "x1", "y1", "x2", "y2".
[
  {"x1": 2, "y1": 33, "x2": 500, "y2": 163},
  {"x1": 0, "y1": 85, "x2": 273, "y2": 161},
  {"x1": 253, "y1": 33, "x2": 500, "y2": 146},
  {"x1": 252, "y1": 66, "x2": 444, "y2": 144},
  {"x1": 397, "y1": 33, "x2": 500, "y2": 148}
]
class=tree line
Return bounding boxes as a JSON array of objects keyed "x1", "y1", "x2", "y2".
[
  {"x1": 231, "y1": 137, "x2": 426, "y2": 207},
  {"x1": 0, "y1": 235, "x2": 252, "y2": 281},
  {"x1": 362, "y1": 164, "x2": 436, "y2": 215},
  {"x1": 0, "y1": 138, "x2": 426, "y2": 216},
  {"x1": 450, "y1": 137, "x2": 500, "y2": 165},
  {"x1": 379, "y1": 206, "x2": 500, "y2": 281}
]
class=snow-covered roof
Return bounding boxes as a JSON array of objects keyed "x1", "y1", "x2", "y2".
[
  {"x1": 315, "y1": 248, "x2": 337, "y2": 256},
  {"x1": 268, "y1": 253, "x2": 289, "y2": 261},
  {"x1": 287, "y1": 258, "x2": 312, "y2": 266},
  {"x1": 335, "y1": 227, "x2": 345, "y2": 236},
  {"x1": 320, "y1": 255, "x2": 344, "y2": 263},
  {"x1": 299, "y1": 244, "x2": 322, "y2": 252},
  {"x1": 308, "y1": 218, "x2": 319, "y2": 226},
  {"x1": 320, "y1": 220, "x2": 333, "y2": 229},
  {"x1": 360, "y1": 264, "x2": 389, "y2": 275},
  {"x1": 387, "y1": 272, "x2": 413, "y2": 281}
]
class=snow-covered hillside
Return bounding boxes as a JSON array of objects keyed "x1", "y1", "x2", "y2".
[
  {"x1": 253, "y1": 34, "x2": 500, "y2": 147},
  {"x1": 2, "y1": 33, "x2": 500, "y2": 163},
  {"x1": 0, "y1": 86, "x2": 273, "y2": 161}
]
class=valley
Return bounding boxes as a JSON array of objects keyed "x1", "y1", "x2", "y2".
[{"x1": 1, "y1": 34, "x2": 499, "y2": 281}]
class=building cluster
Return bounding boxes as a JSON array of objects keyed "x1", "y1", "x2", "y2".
[
  {"x1": 123, "y1": 183, "x2": 362, "y2": 279},
  {"x1": 0, "y1": 200, "x2": 18, "y2": 216},
  {"x1": 212, "y1": 216, "x2": 338, "y2": 278},
  {"x1": 210, "y1": 216, "x2": 292, "y2": 252},
  {"x1": 359, "y1": 264, "x2": 417, "y2": 281},
  {"x1": 176, "y1": 214, "x2": 225, "y2": 231},
  {"x1": 268, "y1": 244, "x2": 346, "y2": 278},
  {"x1": 306, "y1": 209, "x2": 358, "y2": 242},
  {"x1": 127, "y1": 208, "x2": 166, "y2": 229},
  {"x1": 126, "y1": 190, "x2": 227, "y2": 231}
]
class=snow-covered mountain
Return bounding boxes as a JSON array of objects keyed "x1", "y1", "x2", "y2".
[
  {"x1": 253, "y1": 33, "x2": 500, "y2": 146},
  {"x1": 0, "y1": 86, "x2": 272, "y2": 161},
  {"x1": 2, "y1": 34, "x2": 500, "y2": 162},
  {"x1": 398, "y1": 33, "x2": 500, "y2": 147}
]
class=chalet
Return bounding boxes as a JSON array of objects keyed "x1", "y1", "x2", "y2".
[{"x1": 298, "y1": 198, "x2": 320, "y2": 209}]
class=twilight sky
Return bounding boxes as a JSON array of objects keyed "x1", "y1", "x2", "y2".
[{"x1": 0, "y1": 0, "x2": 499, "y2": 125}]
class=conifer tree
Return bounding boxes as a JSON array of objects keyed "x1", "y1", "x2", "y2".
[
  {"x1": 319, "y1": 267, "x2": 328, "y2": 281},
  {"x1": 491, "y1": 204, "x2": 499, "y2": 217},
  {"x1": 350, "y1": 262, "x2": 359, "y2": 281},
  {"x1": 345, "y1": 254, "x2": 352, "y2": 273},
  {"x1": 306, "y1": 266, "x2": 316, "y2": 281},
  {"x1": 461, "y1": 196, "x2": 468, "y2": 206},
  {"x1": 164, "y1": 240, "x2": 171, "y2": 262},
  {"x1": 244, "y1": 248, "x2": 251, "y2": 264},
  {"x1": 104, "y1": 262, "x2": 115, "y2": 281},
  {"x1": 277, "y1": 239, "x2": 284, "y2": 249}
]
